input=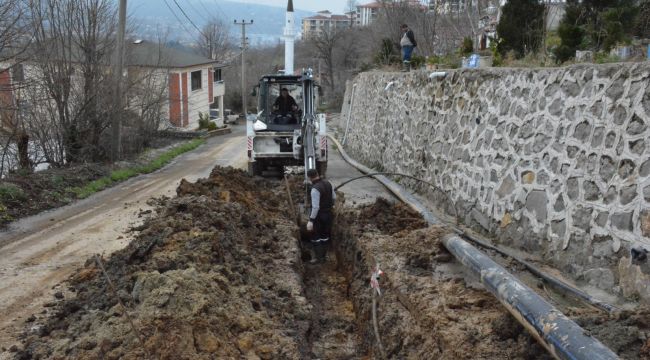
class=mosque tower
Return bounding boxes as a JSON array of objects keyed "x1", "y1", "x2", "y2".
[{"x1": 283, "y1": 0, "x2": 295, "y2": 74}]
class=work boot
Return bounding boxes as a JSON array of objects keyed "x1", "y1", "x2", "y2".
[
  {"x1": 308, "y1": 248, "x2": 318, "y2": 264},
  {"x1": 401, "y1": 61, "x2": 410, "y2": 72},
  {"x1": 314, "y1": 242, "x2": 328, "y2": 263}
]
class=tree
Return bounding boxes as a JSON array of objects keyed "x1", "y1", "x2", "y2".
[
  {"x1": 196, "y1": 17, "x2": 232, "y2": 62},
  {"x1": 27, "y1": 0, "x2": 118, "y2": 164},
  {"x1": 496, "y1": 0, "x2": 545, "y2": 57},
  {"x1": 0, "y1": 0, "x2": 29, "y2": 173},
  {"x1": 554, "y1": 0, "x2": 639, "y2": 63},
  {"x1": 636, "y1": 0, "x2": 650, "y2": 38},
  {"x1": 309, "y1": 29, "x2": 345, "y2": 98},
  {"x1": 553, "y1": 4, "x2": 584, "y2": 63},
  {"x1": 460, "y1": 36, "x2": 473, "y2": 55}
]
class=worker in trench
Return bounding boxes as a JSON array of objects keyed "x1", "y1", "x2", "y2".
[{"x1": 306, "y1": 169, "x2": 336, "y2": 264}]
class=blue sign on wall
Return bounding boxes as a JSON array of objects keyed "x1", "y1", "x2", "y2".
[{"x1": 468, "y1": 54, "x2": 480, "y2": 68}]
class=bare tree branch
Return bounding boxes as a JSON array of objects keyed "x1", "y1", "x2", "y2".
[{"x1": 196, "y1": 17, "x2": 233, "y2": 63}]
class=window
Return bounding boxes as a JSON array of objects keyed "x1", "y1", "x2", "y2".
[
  {"x1": 213, "y1": 68, "x2": 222, "y2": 82},
  {"x1": 191, "y1": 70, "x2": 202, "y2": 91}
]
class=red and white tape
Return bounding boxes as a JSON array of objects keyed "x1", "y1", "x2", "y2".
[{"x1": 370, "y1": 264, "x2": 384, "y2": 295}]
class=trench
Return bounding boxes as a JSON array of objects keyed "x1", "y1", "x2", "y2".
[
  {"x1": 297, "y1": 194, "x2": 552, "y2": 360},
  {"x1": 11, "y1": 167, "x2": 649, "y2": 359},
  {"x1": 302, "y1": 245, "x2": 362, "y2": 359}
]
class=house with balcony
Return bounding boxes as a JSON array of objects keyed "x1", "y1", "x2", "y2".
[
  {"x1": 0, "y1": 40, "x2": 227, "y2": 131},
  {"x1": 302, "y1": 10, "x2": 352, "y2": 39},
  {"x1": 126, "y1": 40, "x2": 227, "y2": 128}
]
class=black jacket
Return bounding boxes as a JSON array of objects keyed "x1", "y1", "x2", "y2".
[
  {"x1": 405, "y1": 29, "x2": 417, "y2": 47},
  {"x1": 274, "y1": 95, "x2": 298, "y2": 114}
]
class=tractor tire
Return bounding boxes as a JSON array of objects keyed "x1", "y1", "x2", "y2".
[{"x1": 317, "y1": 161, "x2": 328, "y2": 178}]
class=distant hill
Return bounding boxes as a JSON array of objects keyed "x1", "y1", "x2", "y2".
[{"x1": 128, "y1": 0, "x2": 314, "y2": 46}]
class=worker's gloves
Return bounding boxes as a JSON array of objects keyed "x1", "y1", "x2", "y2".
[{"x1": 306, "y1": 221, "x2": 314, "y2": 231}]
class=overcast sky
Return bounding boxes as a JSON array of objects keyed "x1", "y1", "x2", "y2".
[{"x1": 236, "y1": 0, "x2": 352, "y2": 13}]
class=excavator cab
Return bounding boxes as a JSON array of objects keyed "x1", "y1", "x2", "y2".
[
  {"x1": 247, "y1": 71, "x2": 328, "y2": 177},
  {"x1": 254, "y1": 75, "x2": 304, "y2": 132}
]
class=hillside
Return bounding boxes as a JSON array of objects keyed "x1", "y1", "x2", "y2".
[{"x1": 129, "y1": 0, "x2": 314, "y2": 46}]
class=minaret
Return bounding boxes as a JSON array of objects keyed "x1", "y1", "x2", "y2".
[{"x1": 283, "y1": 0, "x2": 295, "y2": 74}]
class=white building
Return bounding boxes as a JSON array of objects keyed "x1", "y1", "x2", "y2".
[
  {"x1": 302, "y1": 10, "x2": 352, "y2": 39},
  {"x1": 356, "y1": 1, "x2": 428, "y2": 26}
]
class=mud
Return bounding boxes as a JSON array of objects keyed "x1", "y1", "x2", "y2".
[
  {"x1": 15, "y1": 167, "x2": 310, "y2": 359},
  {"x1": 10, "y1": 167, "x2": 650, "y2": 360},
  {"x1": 568, "y1": 307, "x2": 650, "y2": 359},
  {"x1": 356, "y1": 198, "x2": 427, "y2": 236},
  {"x1": 334, "y1": 201, "x2": 553, "y2": 359},
  {"x1": 335, "y1": 199, "x2": 650, "y2": 360}
]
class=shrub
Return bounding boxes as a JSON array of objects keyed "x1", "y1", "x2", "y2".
[
  {"x1": 490, "y1": 40, "x2": 503, "y2": 66},
  {"x1": 197, "y1": 112, "x2": 211, "y2": 130},
  {"x1": 410, "y1": 55, "x2": 426, "y2": 69},
  {"x1": 0, "y1": 183, "x2": 26, "y2": 202},
  {"x1": 427, "y1": 55, "x2": 442, "y2": 64},
  {"x1": 594, "y1": 52, "x2": 621, "y2": 64},
  {"x1": 460, "y1": 37, "x2": 474, "y2": 56},
  {"x1": 375, "y1": 38, "x2": 399, "y2": 65}
]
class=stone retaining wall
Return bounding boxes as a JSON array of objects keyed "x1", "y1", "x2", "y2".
[{"x1": 341, "y1": 64, "x2": 650, "y2": 301}]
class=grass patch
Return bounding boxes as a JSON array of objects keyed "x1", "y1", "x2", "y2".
[{"x1": 71, "y1": 139, "x2": 205, "y2": 199}]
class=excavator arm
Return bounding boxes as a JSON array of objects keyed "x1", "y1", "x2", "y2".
[{"x1": 301, "y1": 69, "x2": 317, "y2": 182}]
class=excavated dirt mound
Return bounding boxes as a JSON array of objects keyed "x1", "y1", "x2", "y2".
[
  {"x1": 335, "y1": 200, "x2": 650, "y2": 359},
  {"x1": 11, "y1": 167, "x2": 649, "y2": 360},
  {"x1": 334, "y1": 203, "x2": 552, "y2": 359},
  {"x1": 15, "y1": 167, "x2": 310, "y2": 360},
  {"x1": 568, "y1": 307, "x2": 650, "y2": 359},
  {"x1": 357, "y1": 197, "x2": 428, "y2": 236}
]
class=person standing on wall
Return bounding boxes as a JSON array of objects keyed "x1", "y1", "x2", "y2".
[
  {"x1": 306, "y1": 169, "x2": 336, "y2": 264},
  {"x1": 400, "y1": 24, "x2": 417, "y2": 72}
]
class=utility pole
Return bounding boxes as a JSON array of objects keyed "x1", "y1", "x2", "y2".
[
  {"x1": 234, "y1": 19, "x2": 253, "y2": 119},
  {"x1": 111, "y1": 0, "x2": 127, "y2": 162}
]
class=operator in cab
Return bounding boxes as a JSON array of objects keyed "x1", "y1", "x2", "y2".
[
  {"x1": 306, "y1": 169, "x2": 335, "y2": 264},
  {"x1": 273, "y1": 88, "x2": 299, "y2": 117}
]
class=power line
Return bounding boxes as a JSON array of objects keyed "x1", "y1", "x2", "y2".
[
  {"x1": 185, "y1": 0, "x2": 209, "y2": 23},
  {"x1": 198, "y1": 0, "x2": 228, "y2": 20},
  {"x1": 197, "y1": 0, "x2": 211, "y2": 14},
  {"x1": 162, "y1": 0, "x2": 196, "y2": 37},
  {"x1": 171, "y1": 0, "x2": 204, "y2": 34}
]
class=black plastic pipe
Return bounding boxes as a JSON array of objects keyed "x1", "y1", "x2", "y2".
[
  {"x1": 334, "y1": 172, "x2": 618, "y2": 314},
  {"x1": 442, "y1": 234, "x2": 619, "y2": 360},
  {"x1": 329, "y1": 135, "x2": 618, "y2": 314},
  {"x1": 328, "y1": 135, "x2": 438, "y2": 225},
  {"x1": 328, "y1": 134, "x2": 620, "y2": 360},
  {"x1": 454, "y1": 228, "x2": 619, "y2": 314}
]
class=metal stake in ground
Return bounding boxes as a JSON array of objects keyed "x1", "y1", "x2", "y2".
[
  {"x1": 94, "y1": 255, "x2": 154, "y2": 359},
  {"x1": 370, "y1": 264, "x2": 386, "y2": 359}
]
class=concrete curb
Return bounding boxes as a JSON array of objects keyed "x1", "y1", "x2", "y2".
[{"x1": 201, "y1": 126, "x2": 232, "y2": 139}]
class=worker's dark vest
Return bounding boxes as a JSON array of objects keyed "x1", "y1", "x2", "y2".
[{"x1": 313, "y1": 179, "x2": 333, "y2": 212}]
